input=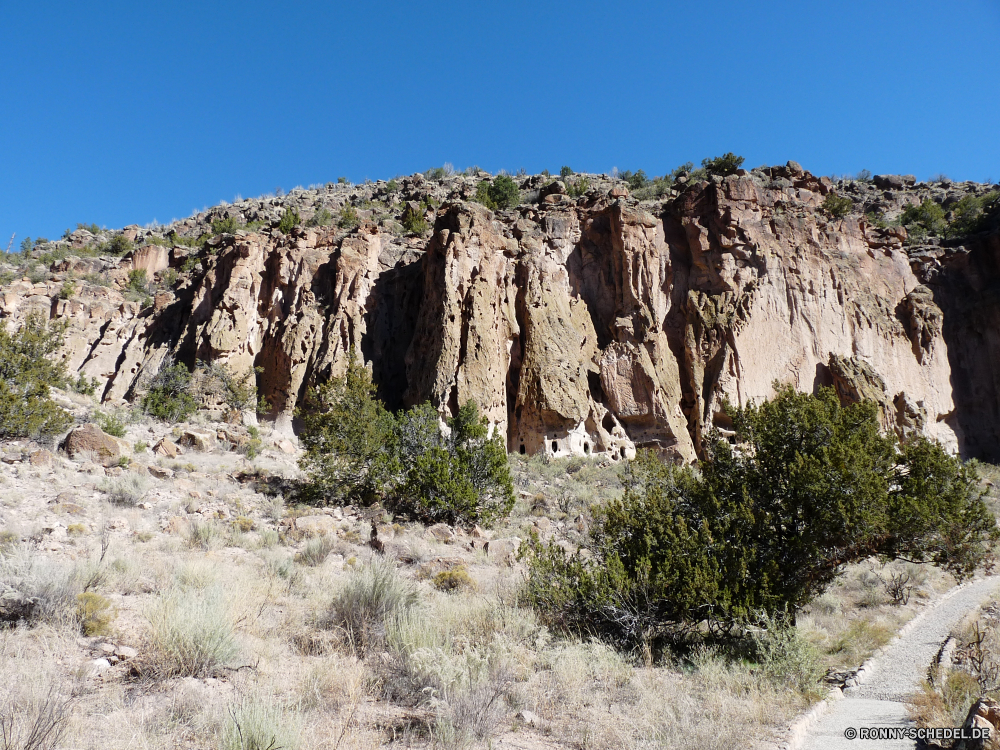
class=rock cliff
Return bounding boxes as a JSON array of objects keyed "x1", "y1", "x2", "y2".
[{"x1": 3, "y1": 165, "x2": 998, "y2": 461}]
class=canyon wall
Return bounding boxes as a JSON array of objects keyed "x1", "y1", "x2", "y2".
[{"x1": 2, "y1": 166, "x2": 997, "y2": 461}]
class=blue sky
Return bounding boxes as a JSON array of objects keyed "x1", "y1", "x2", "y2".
[{"x1": 2, "y1": 0, "x2": 998, "y2": 243}]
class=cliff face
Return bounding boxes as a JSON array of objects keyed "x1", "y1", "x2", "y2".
[{"x1": 3, "y1": 165, "x2": 998, "y2": 460}]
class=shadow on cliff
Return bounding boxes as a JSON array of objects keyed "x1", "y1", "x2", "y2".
[{"x1": 929, "y1": 231, "x2": 1000, "y2": 461}]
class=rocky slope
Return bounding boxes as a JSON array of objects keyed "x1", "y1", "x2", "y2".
[{"x1": 3, "y1": 165, "x2": 998, "y2": 461}]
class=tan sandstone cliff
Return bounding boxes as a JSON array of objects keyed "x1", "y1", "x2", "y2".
[{"x1": 3, "y1": 164, "x2": 997, "y2": 461}]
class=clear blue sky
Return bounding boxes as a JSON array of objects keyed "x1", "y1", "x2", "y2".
[{"x1": 2, "y1": 0, "x2": 998, "y2": 243}]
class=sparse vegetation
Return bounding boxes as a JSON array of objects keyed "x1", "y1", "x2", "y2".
[
  {"x1": 338, "y1": 204, "x2": 359, "y2": 229},
  {"x1": 143, "y1": 588, "x2": 239, "y2": 677}
]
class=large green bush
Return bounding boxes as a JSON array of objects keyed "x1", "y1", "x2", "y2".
[
  {"x1": 298, "y1": 353, "x2": 515, "y2": 526},
  {"x1": 523, "y1": 386, "x2": 998, "y2": 654},
  {"x1": 298, "y1": 353, "x2": 399, "y2": 506},
  {"x1": 701, "y1": 152, "x2": 745, "y2": 177},
  {"x1": 901, "y1": 199, "x2": 947, "y2": 240},
  {"x1": 141, "y1": 361, "x2": 198, "y2": 422},
  {"x1": 0, "y1": 313, "x2": 72, "y2": 439},
  {"x1": 475, "y1": 175, "x2": 521, "y2": 211}
]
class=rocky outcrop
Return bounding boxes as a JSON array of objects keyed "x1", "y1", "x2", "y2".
[{"x1": 2, "y1": 165, "x2": 998, "y2": 460}]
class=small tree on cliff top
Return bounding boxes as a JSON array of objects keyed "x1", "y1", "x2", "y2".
[{"x1": 523, "y1": 386, "x2": 998, "y2": 653}]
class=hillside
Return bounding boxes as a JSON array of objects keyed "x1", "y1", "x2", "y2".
[{"x1": 3, "y1": 163, "x2": 999, "y2": 460}]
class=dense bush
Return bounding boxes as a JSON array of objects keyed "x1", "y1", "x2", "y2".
[
  {"x1": 701, "y1": 152, "x2": 745, "y2": 177},
  {"x1": 211, "y1": 215, "x2": 241, "y2": 234},
  {"x1": 524, "y1": 386, "x2": 998, "y2": 654},
  {"x1": 620, "y1": 169, "x2": 649, "y2": 191},
  {"x1": 945, "y1": 191, "x2": 1000, "y2": 238},
  {"x1": 475, "y1": 175, "x2": 521, "y2": 211},
  {"x1": 277, "y1": 207, "x2": 301, "y2": 234},
  {"x1": 900, "y1": 199, "x2": 947, "y2": 240},
  {"x1": 141, "y1": 361, "x2": 198, "y2": 422},
  {"x1": 821, "y1": 193, "x2": 853, "y2": 219},
  {"x1": 559, "y1": 166, "x2": 574, "y2": 178},
  {"x1": 401, "y1": 204, "x2": 428, "y2": 234},
  {"x1": 299, "y1": 353, "x2": 515, "y2": 525},
  {"x1": 0, "y1": 313, "x2": 72, "y2": 439}
]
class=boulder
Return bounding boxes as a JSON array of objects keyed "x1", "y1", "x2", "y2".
[
  {"x1": 874, "y1": 174, "x2": 908, "y2": 190},
  {"x1": 427, "y1": 523, "x2": 455, "y2": 541},
  {"x1": 62, "y1": 424, "x2": 128, "y2": 466},
  {"x1": 153, "y1": 438, "x2": 181, "y2": 457},
  {"x1": 178, "y1": 430, "x2": 216, "y2": 452},
  {"x1": 487, "y1": 537, "x2": 522, "y2": 564}
]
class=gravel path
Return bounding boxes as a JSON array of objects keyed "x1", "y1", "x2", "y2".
[{"x1": 800, "y1": 577, "x2": 999, "y2": 750}]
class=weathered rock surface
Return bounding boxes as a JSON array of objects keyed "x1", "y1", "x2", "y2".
[{"x1": 3, "y1": 166, "x2": 999, "y2": 459}]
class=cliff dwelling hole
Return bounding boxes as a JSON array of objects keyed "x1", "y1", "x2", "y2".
[
  {"x1": 519, "y1": 444, "x2": 525, "y2": 455},
  {"x1": 551, "y1": 440, "x2": 558, "y2": 452},
  {"x1": 584, "y1": 443, "x2": 590, "y2": 454},
  {"x1": 602, "y1": 414, "x2": 615, "y2": 432}
]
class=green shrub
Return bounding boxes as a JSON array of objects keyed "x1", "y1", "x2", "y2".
[
  {"x1": 58, "y1": 281, "x2": 76, "y2": 300},
  {"x1": 566, "y1": 177, "x2": 590, "y2": 198},
  {"x1": 76, "y1": 592, "x2": 115, "y2": 636},
  {"x1": 401, "y1": 205, "x2": 428, "y2": 234},
  {"x1": 299, "y1": 351, "x2": 398, "y2": 506},
  {"x1": 945, "y1": 191, "x2": 1000, "y2": 238},
  {"x1": 524, "y1": 386, "x2": 998, "y2": 654},
  {"x1": 94, "y1": 410, "x2": 128, "y2": 437},
  {"x1": 277, "y1": 208, "x2": 301, "y2": 234},
  {"x1": 160, "y1": 268, "x2": 178, "y2": 287},
  {"x1": 398, "y1": 401, "x2": 515, "y2": 526},
  {"x1": 141, "y1": 361, "x2": 198, "y2": 422},
  {"x1": 620, "y1": 169, "x2": 649, "y2": 190},
  {"x1": 487, "y1": 174, "x2": 520, "y2": 210},
  {"x1": 105, "y1": 234, "x2": 134, "y2": 256},
  {"x1": 306, "y1": 206, "x2": 334, "y2": 227},
  {"x1": 821, "y1": 193, "x2": 853, "y2": 219},
  {"x1": 425, "y1": 166, "x2": 447, "y2": 180},
  {"x1": 181, "y1": 256, "x2": 200, "y2": 273},
  {"x1": 559, "y1": 166, "x2": 573, "y2": 178},
  {"x1": 474, "y1": 176, "x2": 521, "y2": 211},
  {"x1": 127, "y1": 269, "x2": 148, "y2": 293},
  {"x1": 299, "y1": 354, "x2": 514, "y2": 525},
  {"x1": 386, "y1": 179, "x2": 399, "y2": 192},
  {"x1": 901, "y1": 199, "x2": 947, "y2": 240},
  {"x1": 71, "y1": 373, "x2": 100, "y2": 397},
  {"x1": 212, "y1": 216, "x2": 241, "y2": 234},
  {"x1": 337, "y1": 176, "x2": 348, "y2": 185},
  {"x1": 338, "y1": 205, "x2": 359, "y2": 229},
  {"x1": 701, "y1": 152, "x2": 745, "y2": 177},
  {"x1": 0, "y1": 313, "x2": 72, "y2": 439}
]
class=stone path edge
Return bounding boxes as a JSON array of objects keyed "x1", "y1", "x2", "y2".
[{"x1": 780, "y1": 576, "x2": 997, "y2": 750}]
